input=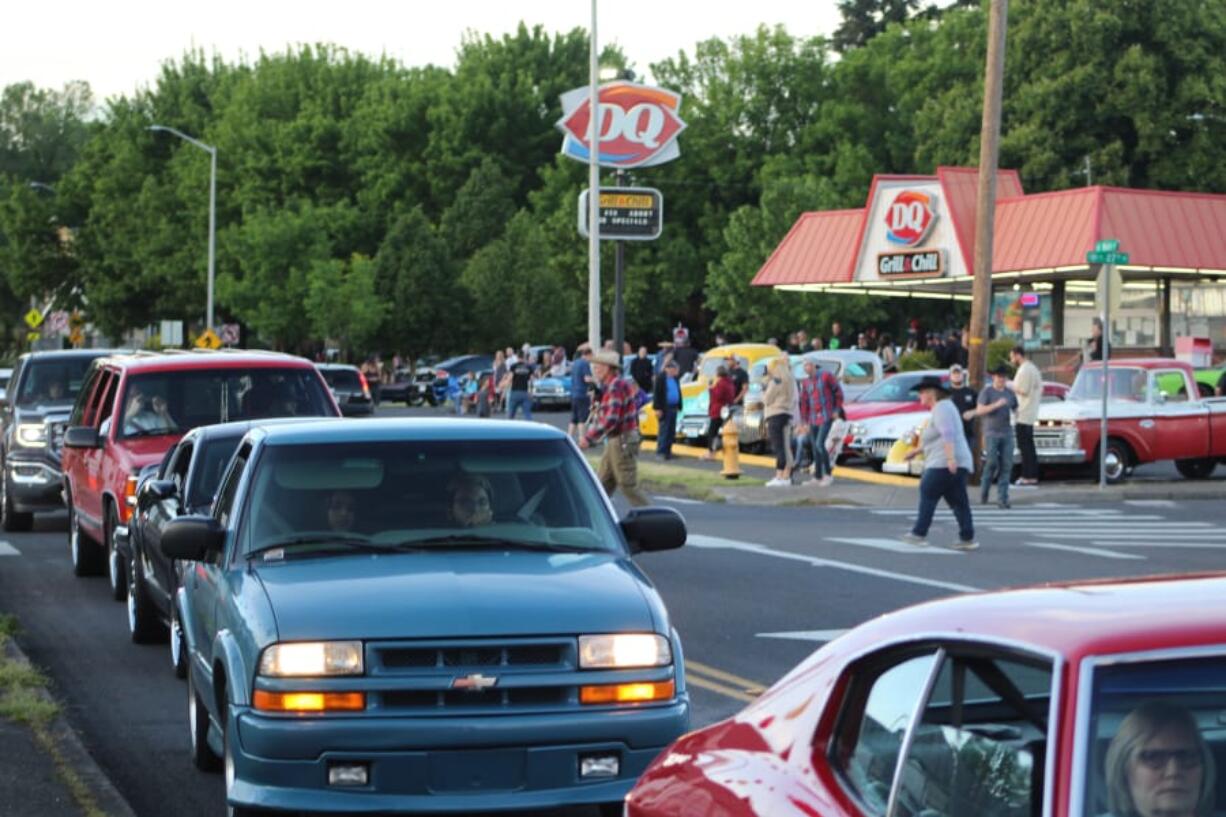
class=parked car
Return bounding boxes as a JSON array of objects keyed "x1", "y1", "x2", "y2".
[
  {"x1": 431, "y1": 354, "x2": 494, "y2": 404},
  {"x1": 1035, "y1": 358, "x2": 1226, "y2": 482},
  {"x1": 661, "y1": 344, "x2": 784, "y2": 444},
  {"x1": 1, "y1": 349, "x2": 114, "y2": 531},
  {"x1": 161, "y1": 418, "x2": 690, "y2": 816},
  {"x1": 379, "y1": 367, "x2": 436, "y2": 406},
  {"x1": 315, "y1": 363, "x2": 373, "y2": 416},
  {"x1": 628, "y1": 571, "x2": 1226, "y2": 817},
  {"x1": 0, "y1": 366, "x2": 11, "y2": 403},
  {"x1": 531, "y1": 363, "x2": 574, "y2": 409},
  {"x1": 60, "y1": 351, "x2": 341, "y2": 599},
  {"x1": 843, "y1": 370, "x2": 951, "y2": 461}
]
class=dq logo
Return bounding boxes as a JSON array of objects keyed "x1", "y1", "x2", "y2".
[
  {"x1": 557, "y1": 82, "x2": 686, "y2": 169},
  {"x1": 884, "y1": 190, "x2": 937, "y2": 247}
]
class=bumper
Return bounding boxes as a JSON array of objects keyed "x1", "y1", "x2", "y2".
[
  {"x1": 5, "y1": 458, "x2": 65, "y2": 512},
  {"x1": 678, "y1": 417, "x2": 708, "y2": 440},
  {"x1": 339, "y1": 402, "x2": 375, "y2": 416},
  {"x1": 229, "y1": 700, "x2": 689, "y2": 813},
  {"x1": 531, "y1": 393, "x2": 573, "y2": 407},
  {"x1": 1034, "y1": 447, "x2": 1089, "y2": 465}
]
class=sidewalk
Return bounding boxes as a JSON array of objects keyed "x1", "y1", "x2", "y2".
[{"x1": 0, "y1": 629, "x2": 136, "y2": 817}]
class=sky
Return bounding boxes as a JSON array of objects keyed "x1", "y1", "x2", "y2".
[{"x1": 1, "y1": 1, "x2": 843, "y2": 102}]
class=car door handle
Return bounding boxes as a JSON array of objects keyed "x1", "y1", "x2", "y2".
[{"x1": 1139, "y1": 420, "x2": 1155, "y2": 429}]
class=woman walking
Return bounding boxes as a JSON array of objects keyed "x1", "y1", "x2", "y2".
[
  {"x1": 702, "y1": 365, "x2": 737, "y2": 460},
  {"x1": 901, "y1": 376, "x2": 977, "y2": 550},
  {"x1": 763, "y1": 356, "x2": 797, "y2": 487}
]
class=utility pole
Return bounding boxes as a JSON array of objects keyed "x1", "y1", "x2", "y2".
[
  {"x1": 967, "y1": 0, "x2": 1009, "y2": 391},
  {"x1": 612, "y1": 169, "x2": 626, "y2": 356},
  {"x1": 587, "y1": 0, "x2": 602, "y2": 350}
]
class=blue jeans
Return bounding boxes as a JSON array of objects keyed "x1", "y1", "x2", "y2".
[
  {"x1": 656, "y1": 407, "x2": 678, "y2": 457},
  {"x1": 507, "y1": 391, "x2": 532, "y2": 420},
  {"x1": 913, "y1": 467, "x2": 975, "y2": 542},
  {"x1": 981, "y1": 435, "x2": 1013, "y2": 504},
  {"x1": 810, "y1": 420, "x2": 834, "y2": 479}
]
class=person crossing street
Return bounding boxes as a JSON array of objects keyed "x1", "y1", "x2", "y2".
[
  {"x1": 902, "y1": 376, "x2": 977, "y2": 550},
  {"x1": 579, "y1": 351, "x2": 649, "y2": 507}
]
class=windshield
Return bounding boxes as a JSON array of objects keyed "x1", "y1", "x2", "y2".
[
  {"x1": 320, "y1": 368, "x2": 362, "y2": 390},
  {"x1": 699, "y1": 355, "x2": 748, "y2": 379},
  {"x1": 1069, "y1": 368, "x2": 1151, "y2": 402},
  {"x1": 238, "y1": 439, "x2": 621, "y2": 556},
  {"x1": 856, "y1": 373, "x2": 929, "y2": 403},
  {"x1": 117, "y1": 368, "x2": 335, "y2": 439},
  {"x1": 843, "y1": 361, "x2": 877, "y2": 385},
  {"x1": 15, "y1": 357, "x2": 96, "y2": 407}
]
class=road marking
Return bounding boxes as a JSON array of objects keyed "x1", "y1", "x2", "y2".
[
  {"x1": 0, "y1": 541, "x2": 18, "y2": 556},
  {"x1": 1023, "y1": 542, "x2": 1144, "y2": 560},
  {"x1": 685, "y1": 674, "x2": 759, "y2": 703},
  {"x1": 757, "y1": 629, "x2": 849, "y2": 643},
  {"x1": 685, "y1": 660, "x2": 767, "y2": 702},
  {"x1": 1125, "y1": 500, "x2": 1176, "y2": 507},
  {"x1": 825, "y1": 537, "x2": 958, "y2": 555},
  {"x1": 654, "y1": 495, "x2": 703, "y2": 505},
  {"x1": 687, "y1": 534, "x2": 980, "y2": 593}
]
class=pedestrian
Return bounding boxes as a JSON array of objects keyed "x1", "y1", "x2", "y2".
[
  {"x1": 901, "y1": 376, "x2": 977, "y2": 550},
  {"x1": 810, "y1": 337, "x2": 824, "y2": 352},
  {"x1": 630, "y1": 346, "x2": 654, "y2": 393},
  {"x1": 652, "y1": 359, "x2": 683, "y2": 460},
  {"x1": 360, "y1": 357, "x2": 381, "y2": 406},
  {"x1": 702, "y1": 365, "x2": 737, "y2": 460},
  {"x1": 726, "y1": 354, "x2": 750, "y2": 405},
  {"x1": 568, "y1": 345, "x2": 594, "y2": 440},
  {"x1": 877, "y1": 334, "x2": 897, "y2": 372},
  {"x1": 966, "y1": 364, "x2": 1018, "y2": 508},
  {"x1": 1009, "y1": 345, "x2": 1042, "y2": 486},
  {"x1": 492, "y1": 350, "x2": 508, "y2": 411},
  {"x1": 826, "y1": 321, "x2": 844, "y2": 350},
  {"x1": 946, "y1": 364, "x2": 978, "y2": 447},
  {"x1": 502, "y1": 354, "x2": 534, "y2": 421},
  {"x1": 796, "y1": 329, "x2": 809, "y2": 351},
  {"x1": 763, "y1": 356, "x2": 797, "y2": 487},
  {"x1": 578, "y1": 351, "x2": 649, "y2": 507},
  {"x1": 797, "y1": 357, "x2": 843, "y2": 486},
  {"x1": 672, "y1": 336, "x2": 699, "y2": 378},
  {"x1": 1086, "y1": 317, "x2": 1104, "y2": 363}
]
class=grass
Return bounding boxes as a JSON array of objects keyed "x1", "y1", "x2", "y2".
[{"x1": 585, "y1": 452, "x2": 762, "y2": 502}]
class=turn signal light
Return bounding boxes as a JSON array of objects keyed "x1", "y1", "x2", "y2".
[
  {"x1": 252, "y1": 690, "x2": 366, "y2": 712},
  {"x1": 120, "y1": 475, "x2": 140, "y2": 523},
  {"x1": 580, "y1": 680, "x2": 675, "y2": 705}
]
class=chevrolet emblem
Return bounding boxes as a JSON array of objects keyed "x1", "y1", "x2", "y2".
[{"x1": 451, "y1": 673, "x2": 498, "y2": 691}]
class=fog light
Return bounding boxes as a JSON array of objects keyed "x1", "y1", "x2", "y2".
[
  {"x1": 328, "y1": 762, "x2": 369, "y2": 787},
  {"x1": 580, "y1": 753, "x2": 620, "y2": 779}
]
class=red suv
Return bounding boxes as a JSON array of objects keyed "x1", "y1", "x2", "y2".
[{"x1": 61, "y1": 351, "x2": 340, "y2": 596}]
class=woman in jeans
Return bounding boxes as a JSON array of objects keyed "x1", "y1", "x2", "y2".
[
  {"x1": 763, "y1": 356, "x2": 797, "y2": 487},
  {"x1": 901, "y1": 376, "x2": 977, "y2": 550},
  {"x1": 702, "y1": 366, "x2": 737, "y2": 460}
]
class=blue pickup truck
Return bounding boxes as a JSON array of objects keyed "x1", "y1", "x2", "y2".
[{"x1": 162, "y1": 418, "x2": 689, "y2": 815}]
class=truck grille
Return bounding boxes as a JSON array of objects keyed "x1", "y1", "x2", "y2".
[{"x1": 1034, "y1": 430, "x2": 1067, "y2": 449}]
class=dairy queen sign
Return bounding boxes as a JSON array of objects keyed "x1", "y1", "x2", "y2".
[{"x1": 556, "y1": 81, "x2": 686, "y2": 169}]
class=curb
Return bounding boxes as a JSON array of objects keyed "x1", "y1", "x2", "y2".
[
  {"x1": 2, "y1": 637, "x2": 138, "y2": 817},
  {"x1": 663, "y1": 444, "x2": 919, "y2": 488}
]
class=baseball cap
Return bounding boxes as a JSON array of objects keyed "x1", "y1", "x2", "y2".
[{"x1": 950, "y1": 364, "x2": 965, "y2": 374}]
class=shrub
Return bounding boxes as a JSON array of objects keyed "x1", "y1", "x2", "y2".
[
  {"x1": 896, "y1": 351, "x2": 940, "y2": 371},
  {"x1": 987, "y1": 338, "x2": 1016, "y2": 376}
]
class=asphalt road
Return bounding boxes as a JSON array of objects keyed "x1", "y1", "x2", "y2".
[{"x1": 2, "y1": 406, "x2": 1224, "y2": 816}]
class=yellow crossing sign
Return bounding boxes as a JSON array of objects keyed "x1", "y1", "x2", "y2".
[
  {"x1": 195, "y1": 328, "x2": 222, "y2": 350},
  {"x1": 24, "y1": 309, "x2": 43, "y2": 329}
]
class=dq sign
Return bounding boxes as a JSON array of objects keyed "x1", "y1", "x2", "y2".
[
  {"x1": 557, "y1": 82, "x2": 686, "y2": 169},
  {"x1": 884, "y1": 190, "x2": 937, "y2": 247}
]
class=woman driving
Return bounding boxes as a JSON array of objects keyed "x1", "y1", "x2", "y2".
[{"x1": 1104, "y1": 701, "x2": 1216, "y2": 817}]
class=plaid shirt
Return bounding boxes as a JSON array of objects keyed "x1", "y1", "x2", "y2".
[
  {"x1": 799, "y1": 371, "x2": 843, "y2": 426},
  {"x1": 585, "y1": 375, "x2": 639, "y2": 444}
]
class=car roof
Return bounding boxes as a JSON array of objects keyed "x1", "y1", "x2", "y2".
[
  {"x1": 183, "y1": 416, "x2": 337, "y2": 444},
  {"x1": 96, "y1": 350, "x2": 316, "y2": 374},
  {"x1": 1082, "y1": 358, "x2": 1192, "y2": 371},
  {"x1": 254, "y1": 418, "x2": 569, "y2": 446},
  {"x1": 703, "y1": 344, "x2": 782, "y2": 359},
  {"x1": 20, "y1": 349, "x2": 119, "y2": 363},
  {"x1": 315, "y1": 363, "x2": 359, "y2": 371}
]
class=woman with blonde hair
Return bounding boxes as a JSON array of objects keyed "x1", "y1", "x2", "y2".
[
  {"x1": 763, "y1": 355, "x2": 798, "y2": 487},
  {"x1": 1104, "y1": 701, "x2": 1216, "y2": 817}
]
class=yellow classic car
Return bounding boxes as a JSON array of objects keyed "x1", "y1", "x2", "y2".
[{"x1": 639, "y1": 343, "x2": 783, "y2": 439}]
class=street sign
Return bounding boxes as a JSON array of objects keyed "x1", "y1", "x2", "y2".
[
  {"x1": 68, "y1": 328, "x2": 83, "y2": 347},
  {"x1": 1094, "y1": 239, "x2": 1119, "y2": 253},
  {"x1": 219, "y1": 323, "x2": 240, "y2": 346},
  {"x1": 578, "y1": 187, "x2": 663, "y2": 241},
  {"x1": 1096, "y1": 264, "x2": 1122, "y2": 314},
  {"x1": 556, "y1": 82, "x2": 686, "y2": 169},
  {"x1": 1086, "y1": 250, "x2": 1129, "y2": 265},
  {"x1": 26, "y1": 331, "x2": 41, "y2": 343},
  {"x1": 195, "y1": 328, "x2": 222, "y2": 350},
  {"x1": 24, "y1": 309, "x2": 43, "y2": 329},
  {"x1": 160, "y1": 320, "x2": 184, "y2": 347},
  {"x1": 46, "y1": 310, "x2": 69, "y2": 334}
]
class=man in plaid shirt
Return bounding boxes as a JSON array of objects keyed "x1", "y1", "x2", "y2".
[
  {"x1": 579, "y1": 351, "x2": 649, "y2": 506},
  {"x1": 797, "y1": 359, "x2": 844, "y2": 486}
]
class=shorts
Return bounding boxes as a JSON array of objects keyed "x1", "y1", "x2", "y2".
[{"x1": 571, "y1": 396, "x2": 592, "y2": 424}]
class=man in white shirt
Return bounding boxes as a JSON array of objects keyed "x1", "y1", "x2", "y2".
[{"x1": 1009, "y1": 345, "x2": 1043, "y2": 486}]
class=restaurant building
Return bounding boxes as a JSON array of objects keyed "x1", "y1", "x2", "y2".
[{"x1": 752, "y1": 166, "x2": 1226, "y2": 372}]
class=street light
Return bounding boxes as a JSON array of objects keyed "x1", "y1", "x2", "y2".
[{"x1": 148, "y1": 124, "x2": 217, "y2": 332}]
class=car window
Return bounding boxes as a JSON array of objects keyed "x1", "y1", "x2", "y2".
[
  {"x1": 186, "y1": 435, "x2": 244, "y2": 510},
  {"x1": 858, "y1": 374, "x2": 925, "y2": 403},
  {"x1": 321, "y1": 368, "x2": 362, "y2": 390},
  {"x1": 14, "y1": 357, "x2": 95, "y2": 407},
  {"x1": 1154, "y1": 371, "x2": 1190, "y2": 403},
  {"x1": 1082, "y1": 653, "x2": 1226, "y2": 817},
  {"x1": 93, "y1": 372, "x2": 119, "y2": 432},
  {"x1": 170, "y1": 442, "x2": 193, "y2": 494},
  {"x1": 1070, "y1": 368, "x2": 1150, "y2": 402},
  {"x1": 700, "y1": 355, "x2": 748, "y2": 379},
  {"x1": 69, "y1": 365, "x2": 99, "y2": 426},
  {"x1": 844, "y1": 362, "x2": 877, "y2": 385},
  {"x1": 236, "y1": 438, "x2": 621, "y2": 556},
  {"x1": 832, "y1": 650, "x2": 941, "y2": 816},
  {"x1": 893, "y1": 652, "x2": 1052, "y2": 817},
  {"x1": 214, "y1": 445, "x2": 249, "y2": 529}
]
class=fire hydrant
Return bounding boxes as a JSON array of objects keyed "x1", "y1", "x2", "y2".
[{"x1": 720, "y1": 417, "x2": 742, "y2": 480}]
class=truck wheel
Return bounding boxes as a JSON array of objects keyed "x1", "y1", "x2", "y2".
[
  {"x1": 1175, "y1": 457, "x2": 1217, "y2": 479},
  {"x1": 1, "y1": 463, "x2": 34, "y2": 532},
  {"x1": 188, "y1": 670, "x2": 222, "y2": 772},
  {"x1": 105, "y1": 503, "x2": 127, "y2": 602},
  {"x1": 68, "y1": 492, "x2": 104, "y2": 577},
  {"x1": 1103, "y1": 439, "x2": 1131, "y2": 484},
  {"x1": 127, "y1": 550, "x2": 162, "y2": 644}
]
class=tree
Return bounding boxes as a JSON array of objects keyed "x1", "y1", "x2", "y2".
[
  {"x1": 0, "y1": 81, "x2": 95, "y2": 182},
  {"x1": 304, "y1": 254, "x2": 387, "y2": 357},
  {"x1": 439, "y1": 156, "x2": 517, "y2": 262},
  {"x1": 374, "y1": 207, "x2": 463, "y2": 361},
  {"x1": 833, "y1": 0, "x2": 920, "y2": 52}
]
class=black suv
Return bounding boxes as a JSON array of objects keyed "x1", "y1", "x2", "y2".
[{"x1": 1, "y1": 349, "x2": 114, "y2": 530}]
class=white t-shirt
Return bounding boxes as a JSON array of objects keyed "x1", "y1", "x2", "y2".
[{"x1": 1013, "y1": 360, "x2": 1042, "y2": 425}]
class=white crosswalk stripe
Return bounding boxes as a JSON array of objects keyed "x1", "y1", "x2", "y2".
[{"x1": 0, "y1": 541, "x2": 19, "y2": 556}]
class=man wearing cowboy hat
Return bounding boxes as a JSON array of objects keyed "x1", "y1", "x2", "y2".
[
  {"x1": 579, "y1": 350, "x2": 649, "y2": 507},
  {"x1": 901, "y1": 375, "x2": 977, "y2": 549}
]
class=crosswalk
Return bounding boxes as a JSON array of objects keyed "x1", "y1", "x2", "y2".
[{"x1": 0, "y1": 541, "x2": 19, "y2": 556}]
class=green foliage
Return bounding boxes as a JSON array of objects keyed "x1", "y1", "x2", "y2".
[
  {"x1": 304, "y1": 254, "x2": 387, "y2": 357},
  {"x1": 897, "y1": 350, "x2": 941, "y2": 371},
  {"x1": 374, "y1": 207, "x2": 463, "y2": 359},
  {"x1": 987, "y1": 337, "x2": 1016, "y2": 375}
]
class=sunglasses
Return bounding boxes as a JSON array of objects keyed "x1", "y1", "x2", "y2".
[{"x1": 1136, "y1": 748, "x2": 1201, "y2": 770}]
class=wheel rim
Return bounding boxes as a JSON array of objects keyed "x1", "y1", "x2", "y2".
[
  {"x1": 70, "y1": 511, "x2": 80, "y2": 566},
  {"x1": 188, "y1": 673, "x2": 197, "y2": 748},
  {"x1": 170, "y1": 612, "x2": 183, "y2": 671},
  {"x1": 109, "y1": 545, "x2": 122, "y2": 593},
  {"x1": 1105, "y1": 450, "x2": 1124, "y2": 480},
  {"x1": 126, "y1": 562, "x2": 138, "y2": 633}
]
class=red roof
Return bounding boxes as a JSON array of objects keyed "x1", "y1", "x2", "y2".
[
  {"x1": 750, "y1": 209, "x2": 864, "y2": 286},
  {"x1": 937, "y1": 166, "x2": 1024, "y2": 276},
  {"x1": 992, "y1": 187, "x2": 1100, "y2": 272}
]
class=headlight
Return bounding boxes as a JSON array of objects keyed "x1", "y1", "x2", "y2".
[
  {"x1": 15, "y1": 423, "x2": 47, "y2": 448},
  {"x1": 258, "y1": 641, "x2": 364, "y2": 677},
  {"x1": 1062, "y1": 426, "x2": 1080, "y2": 448},
  {"x1": 579, "y1": 634, "x2": 671, "y2": 669},
  {"x1": 848, "y1": 423, "x2": 866, "y2": 438}
]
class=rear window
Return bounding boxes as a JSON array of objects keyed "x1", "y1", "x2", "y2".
[
  {"x1": 321, "y1": 368, "x2": 362, "y2": 390},
  {"x1": 15, "y1": 357, "x2": 96, "y2": 406},
  {"x1": 117, "y1": 367, "x2": 335, "y2": 439}
]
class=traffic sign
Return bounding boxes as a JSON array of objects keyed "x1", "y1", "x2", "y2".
[
  {"x1": 46, "y1": 310, "x2": 69, "y2": 334},
  {"x1": 69, "y1": 328, "x2": 83, "y2": 347},
  {"x1": 578, "y1": 187, "x2": 663, "y2": 241},
  {"x1": 195, "y1": 328, "x2": 222, "y2": 350},
  {"x1": 1094, "y1": 239, "x2": 1119, "y2": 253},
  {"x1": 219, "y1": 323, "x2": 240, "y2": 345},
  {"x1": 1087, "y1": 250, "x2": 1129, "y2": 265},
  {"x1": 24, "y1": 309, "x2": 43, "y2": 329},
  {"x1": 26, "y1": 331, "x2": 41, "y2": 343}
]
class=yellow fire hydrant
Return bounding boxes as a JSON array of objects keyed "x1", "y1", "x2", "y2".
[{"x1": 720, "y1": 417, "x2": 742, "y2": 480}]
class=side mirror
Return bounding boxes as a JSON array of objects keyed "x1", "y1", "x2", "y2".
[
  {"x1": 63, "y1": 426, "x2": 101, "y2": 449},
  {"x1": 138, "y1": 479, "x2": 178, "y2": 511},
  {"x1": 620, "y1": 507, "x2": 686, "y2": 554},
  {"x1": 161, "y1": 515, "x2": 225, "y2": 561}
]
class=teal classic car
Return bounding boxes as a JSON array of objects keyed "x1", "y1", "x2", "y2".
[{"x1": 162, "y1": 418, "x2": 689, "y2": 816}]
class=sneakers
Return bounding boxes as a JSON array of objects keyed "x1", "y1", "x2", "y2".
[
  {"x1": 951, "y1": 539, "x2": 980, "y2": 551},
  {"x1": 900, "y1": 532, "x2": 928, "y2": 547},
  {"x1": 997, "y1": 500, "x2": 1011, "y2": 509},
  {"x1": 765, "y1": 477, "x2": 791, "y2": 488},
  {"x1": 798, "y1": 476, "x2": 818, "y2": 486},
  {"x1": 818, "y1": 476, "x2": 834, "y2": 487}
]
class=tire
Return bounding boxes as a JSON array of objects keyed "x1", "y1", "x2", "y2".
[
  {"x1": 170, "y1": 602, "x2": 188, "y2": 679},
  {"x1": 126, "y1": 547, "x2": 162, "y2": 644},
  {"x1": 598, "y1": 802, "x2": 624, "y2": 817},
  {"x1": 188, "y1": 669, "x2": 222, "y2": 773},
  {"x1": 105, "y1": 503, "x2": 127, "y2": 602},
  {"x1": 1175, "y1": 457, "x2": 1217, "y2": 480},
  {"x1": 1102, "y1": 438, "x2": 1132, "y2": 485},
  {"x1": 1, "y1": 460, "x2": 34, "y2": 532},
  {"x1": 68, "y1": 492, "x2": 104, "y2": 577}
]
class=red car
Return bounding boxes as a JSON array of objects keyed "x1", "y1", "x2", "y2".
[
  {"x1": 61, "y1": 351, "x2": 339, "y2": 598},
  {"x1": 628, "y1": 572, "x2": 1226, "y2": 817}
]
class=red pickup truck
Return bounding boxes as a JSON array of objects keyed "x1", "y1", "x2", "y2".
[
  {"x1": 61, "y1": 351, "x2": 339, "y2": 598},
  {"x1": 1034, "y1": 358, "x2": 1226, "y2": 482}
]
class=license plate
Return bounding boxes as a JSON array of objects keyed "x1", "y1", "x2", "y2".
[{"x1": 683, "y1": 427, "x2": 702, "y2": 438}]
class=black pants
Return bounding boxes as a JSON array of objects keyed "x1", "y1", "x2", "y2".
[
  {"x1": 708, "y1": 415, "x2": 725, "y2": 452},
  {"x1": 913, "y1": 468, "x2": 974, "y2": 542},
  {"x1": 1016, "y1": 423, "x2": 1038, "y2": 480},
  {"x1": 767, "y1": 414, "x2": 790, "y2": 470}
]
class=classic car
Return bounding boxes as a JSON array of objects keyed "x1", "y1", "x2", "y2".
[
  {"x1": 641, "y1": 344, "x2": 782, "y2": 439},
  {"x1": 1034, "y1": 358, "x2": 1226, "y2": 482},
  {"x1": 843, "y1": 370, "x2": 951, "y2": 461},
  {"x1": 315, "y1": 363, "x2": 373, "y2": 416},
  {"x1": 628, "y1": 571, "x2": 1226, "y2": 817},
  {"x1": 531, "y1": 363, "x2": 574, "y2": 409},
  {"x1": 162, "y1": 418, "x2": 689, "y2": 816}
]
